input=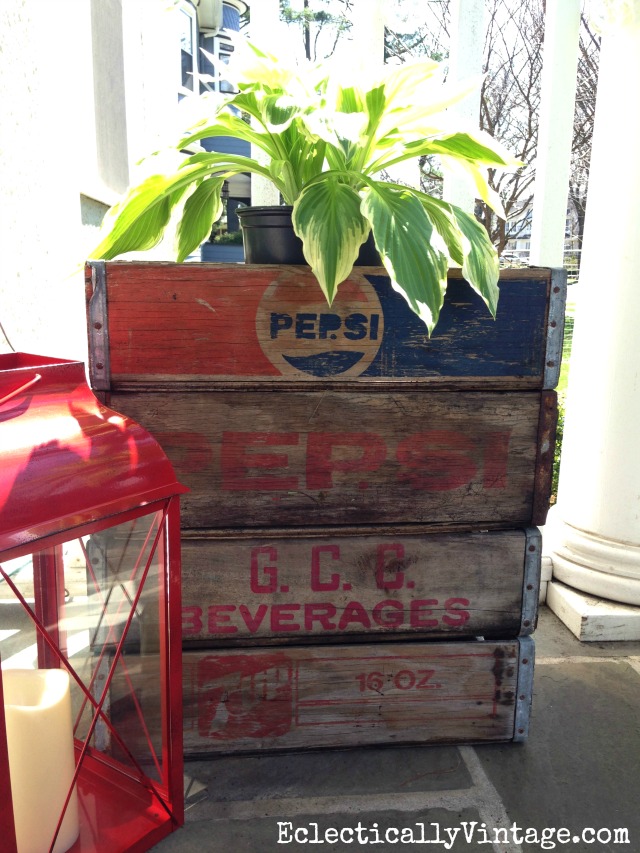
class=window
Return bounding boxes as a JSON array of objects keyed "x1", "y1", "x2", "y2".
[
  {"x1": 178, "y1": 4, "x2": 198, "y2": 99},
  {"x1": 200, "y1": 33, "x2": 235, "y2": 94}
]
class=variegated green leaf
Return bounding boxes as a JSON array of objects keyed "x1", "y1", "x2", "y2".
[
  {"x1": 421, "y1": 195, "x2": 499, "y2": 317},
  {"x1": 179, "y1": 110, "x2": 279, "y2": 157},
  {"x1": 176, "y1": 177, "x2": 224, "y2": 262},
  {"x1": 419, "y1": 197, "x2": 465, "y2": 268},
  {"x1": 292, "y1": 179, "x2": 369, "y2": 304},
  {"x1": 378, "y1": 58, "x2": 441, "y2": 105},
  {"x1": 449, "y1": 205, "x2": 500, "y2": 316},
  {"x1": 90, "y1": 173, "x2": 196, "y2": 259},
  {"x1": 420, "y1": 131, "x2": 522, "y2": 167},
  {"x1": 439, "y1": 155, "x2": 507, "y2": 218},
  {"x1": 361, "y1": 183, "x2": 449, "y2": 333}
]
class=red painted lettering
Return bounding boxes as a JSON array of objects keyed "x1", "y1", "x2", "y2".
[
  {"x1": 221, "y1": 432, "x2": 299, "y2": 490},
  {"x1": 357, "y1": 668, "x2": 440, "y2": 693},
  {"x1": 207, "y1": 604, "x2": 238, "y2": 634},
  {"x1": 482, "y1": 432, "x2": 511, "y2": 489},
  {"x1": 310, "y1": 545, "x2": 341, "y2": 591},
  {"x1": 375, "y1": 543, "x2": 405, "y2": 589},
  {"x1": 409, "y1": 599, "x2": 439, "y2": 629},
  {"x1": 270, "y1": 604, "x2": 301, "y2": 632},
  {"x1": 239, "y1": 604, "x2": 269, "y2": 633},
  {"x1": 443, "y1": 597, "x2": 471, "y2": 626},
  {"x1": 372, "y1": 599, "x2": 405, "y2": 627},
  {"x1": 306, "y1": 433, "x2": 386, "y2": 489},
  {"x1": 182, "y1": 606, "x2": 203, "y2": 636},
  {"x1": 356, "y1": 671, "x2": 384, "y2": 692},
  {"x1": 338, "y1": 601, "x2": 371, "y2": 631},
  {"x1": 250, "y1": 546, "x2": 279, "y2": 593},
  {"x1": 396, "y1": 430, "x2": 477, "y2": 491},
  {"x1": 304, "y1": 603, "x2": 337, "y2": 631},
  {"x1": 393, "y1": 670, "x2": 416, "y2": 690},
  {"x1": 416, "y1": 670, "x2": 438, "y2": 689}
]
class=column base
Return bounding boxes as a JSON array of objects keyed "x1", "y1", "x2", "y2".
[
  {"x1": 547, "y1": 518, "x2": 640, "y2": 605},
  {"x1": 547, "y1": 580, "x2": 640, "y2": 642}
]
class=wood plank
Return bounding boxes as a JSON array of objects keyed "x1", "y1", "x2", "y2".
[
  {"x1": 86, "y1": 263, "x2": 555, "y2": 388},
  {"x1": 110, "y1": 389, "x2": 547, "y2": 528},
  {"x1": 179, "y1": 529, "x2": 538, "y2": 644},
  {"x1": 173, "y1": 639, "x2": 530, "y2": 753}
]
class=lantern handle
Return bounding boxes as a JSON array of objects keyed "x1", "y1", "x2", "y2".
[{"x1": 0, "y1": 373, "x2": 41, "y2": 406}]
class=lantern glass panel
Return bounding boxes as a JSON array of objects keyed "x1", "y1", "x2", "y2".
[{"x1": 1, "y1": 506, "x2": 176, "y2": 852}]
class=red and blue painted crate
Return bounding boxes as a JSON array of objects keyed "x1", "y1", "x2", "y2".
[{"x1": 87, "y1": 262, "x2": 563, "y2": 389}]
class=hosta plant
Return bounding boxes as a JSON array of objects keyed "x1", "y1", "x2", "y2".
[{"x1": 90, "y1": 38, "x2": 520, "y2": 332}]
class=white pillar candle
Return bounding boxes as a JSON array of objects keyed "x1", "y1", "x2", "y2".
[{"x1": 3, "y1": 669, "x2": 80, "y2": 853}]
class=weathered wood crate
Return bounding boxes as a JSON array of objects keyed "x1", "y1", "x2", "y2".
[
  {"x1": 86, "y1": 262, "x2": 564, "y2": 390},
  {"x1": 179, "y1": 637, "x2": 535, "y2": 753},
  {"x1": 110, "y1": 637, "x2": 534, "y2": 755},
  {"x1": 85, "y1": 261, "x2": 565, "y2": 748},
  {"x1": 110, "y1": 388, "x2": 555, "y2": 529},
  {"x1": 180, "y1": 527, "x2": 541, "y2": 644}
]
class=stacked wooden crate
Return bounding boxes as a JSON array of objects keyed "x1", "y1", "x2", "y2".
[{"x1": 86, "y1": 261, "x2": 565, "y2": 754}]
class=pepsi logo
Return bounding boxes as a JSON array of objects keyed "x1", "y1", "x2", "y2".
[{"x1": 256, "y1": 269, "x2": 384, "y2": 378}]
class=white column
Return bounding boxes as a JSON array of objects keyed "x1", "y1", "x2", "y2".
[
  {"x1": 442, "y1": 0, "x2": 486, "y2": 214},
  {"x1": 248, "y1": 0, "x2": 281, "y2": 206},
  {"x1": 349, "y1": 0, "x2": 385, "y2": 66},
  {"x1": 529, "y1": 0, "x2": 581, "y2": 267},
  {"x1": 548, "y1": 2, "x2": 640, "y2": 614}
]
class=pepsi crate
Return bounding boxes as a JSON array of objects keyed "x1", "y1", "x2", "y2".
[{"x1": 86, "y1": 262, "x2": 564, "y2": 391}]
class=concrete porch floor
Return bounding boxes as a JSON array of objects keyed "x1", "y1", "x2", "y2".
[{"x1": 153, "y1": 606, "x2": 640, "y2": 852}]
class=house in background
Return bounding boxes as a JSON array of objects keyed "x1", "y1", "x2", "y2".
[
  {"x1": 504, "y1": 202, "x2": 582, "y2": 282},
  {"x1": 196, "y1": 1, "x2": 252, "y2": 260},
  {"x1": 0, "y1": 0, "x2": 248, "y2": 361}
]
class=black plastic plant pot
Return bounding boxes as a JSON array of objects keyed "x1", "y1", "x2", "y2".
[
  {"x1": 237, "y1": 205, "x2": 381, "y2": 266},
  {"x1": 237, "y1": 206, "x2": 306, "y2": 264}
]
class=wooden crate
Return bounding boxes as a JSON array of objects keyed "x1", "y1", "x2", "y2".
[
  {"x1": 108, "y1": 388, "x2": 556, "y2": 529},
  {"x1": 174, "y1": 637, "x2": 535, "y2": 754},
  {"x1": 180, "y1": 528, "x2": 540, "y2": 644},
  {"x1": 86, "y1": 262, "x2": 565, "y2": 391}
]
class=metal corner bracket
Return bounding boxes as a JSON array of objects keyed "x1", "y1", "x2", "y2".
[
  {"x1": 521, "y1": 527, "x2": 542, "y2": 635},
  {"x1": 543, "y1": 267, "x2": 568, "y2": 390},
  {"x1": 87, "y1": 261, "x2": 111, "y2": 393},
  {"x1": 513, "y1": 635, "x2": 535, "y2": 742}
]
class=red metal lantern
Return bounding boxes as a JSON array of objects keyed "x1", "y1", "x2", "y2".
[{"x1": 0, "y1": 353, "x2": 187, "y2": 853}]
